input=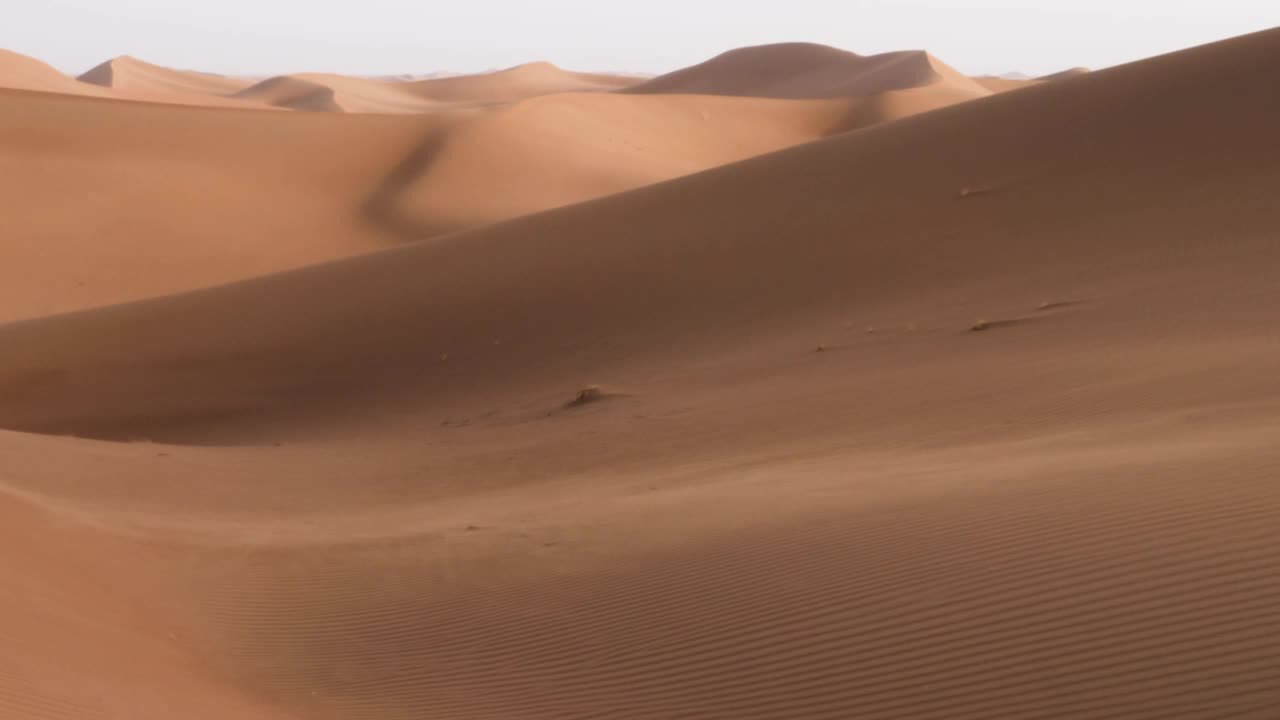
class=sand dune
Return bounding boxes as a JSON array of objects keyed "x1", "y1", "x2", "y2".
[
  {"x1": 628, "y1": 42, "x2": 991, "y2": 100},
  {"x1": 976, "y1": 67, "x2": 1090, "y2": 92},
  {"x1": 409, "y1": 61, "x2": 640, "y2": 103},
  {"x1": 1039, "y1": 66, "x2": 1091, "y2": 80},
  {"x1": 0, "y1": 51, "x2": 274, "y2": 109},
  {"x1": 0, "y1": 49, "x2": 111, "y2": 96},
  {"x1": 0, "y1": 84, "x2": 918, "y2": 319},
  {"x1": 78, "y1": 54, "x2": 254, "y2": 95},
  {"x1": 0, "y1": 88, "x2": 453, "y2": 321},
  {"x1": 237, "y1": 63, "x2": 642, "y2": 113},
  {"x1": 384, "y1": 92, "x2": 895, "y2": 235},
  {"x1": 233, "y1": 73, "x2": 443, "y2": 113},
  {"x1": 3, "y1": 26, "x2": 1280, "y2": 720},
  {"x1": 231, "y1": 75, "x2": 346, "y2": 111},
  {"x1": 972, "y1": 75, "x2": 1037, "y2": 92}
]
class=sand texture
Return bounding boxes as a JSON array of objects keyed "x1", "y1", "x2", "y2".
[{"x1": 2, "y1": 28, "x2": 1279, "y2": 719}]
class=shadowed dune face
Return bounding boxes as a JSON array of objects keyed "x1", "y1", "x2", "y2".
[{"x1": 4, "y1": 27, "x2": 1280, "y2": 720}]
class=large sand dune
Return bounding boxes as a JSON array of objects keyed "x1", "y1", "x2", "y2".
[
  {"x1": 0, "y1": 82, "x2": 929, "y2": 319},
  {"x1": 628, "y1": 42, "x2": 991, "y2": 100},
  {"x1": 3, "y1": 27, "x2": 1280, "y2": 720}
]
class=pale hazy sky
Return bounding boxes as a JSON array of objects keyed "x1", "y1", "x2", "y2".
[{"x1": 7, "y1": 0, "x2": 1278, "y2": 78}]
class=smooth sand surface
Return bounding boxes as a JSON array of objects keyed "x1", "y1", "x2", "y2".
[
  {"x1": 3, "y1": 28, "x2": 1280, "y2": 719},
  {"x1": 0, "y1": 81, "x2": 938, "y2": 320}
]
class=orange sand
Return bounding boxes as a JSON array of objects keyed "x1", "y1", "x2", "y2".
[{"x1": 1, "y1": 29, "x2": 1279, "y2": 719}]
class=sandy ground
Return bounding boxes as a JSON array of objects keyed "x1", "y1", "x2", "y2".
[{"x1": 1, "y1": 28, "x2": 1279, "y2": 719}]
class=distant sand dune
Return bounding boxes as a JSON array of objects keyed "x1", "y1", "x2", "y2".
[
  {"x1": 233, "y1": 73, "x2": 437, "y2": 113},
  {"x1": 0, "y1": 49, "x2": 112, "y2": 96},
  {"x1": 236, "y1": 62, "x2": 643, "y2": 113},
  {"x1": 409, "y1": 61, "x2": 641, "y2": 103},
  {"x1": 972, "y1": 75, "x2": 1037, "y2": 93},
  {"x1": 1039, "y1": 66, "x2": 1091, "y2": 81},
  {"x1": 628, "y1": 42, "x2": 991, "y2": 100},
  {"x1": 78, "y1": 55, "x2": 254, "y2": 95}
]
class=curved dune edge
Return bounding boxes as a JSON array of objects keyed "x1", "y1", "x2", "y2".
[{"x1": 2, "y1": 26, "x2": 1280, "y2": 720}]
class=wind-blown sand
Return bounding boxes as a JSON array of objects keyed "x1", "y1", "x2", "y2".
[{"x1": 2, "y1": 27, "x2": 1280, "y2": 720}]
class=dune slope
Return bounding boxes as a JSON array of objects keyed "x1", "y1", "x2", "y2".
[
  {"x1": 0, "y1": 88, "x2": 464, "y2": 321},
  {"x1": 3, "y1": 27, "x2": 1280, "y2": 720},
  {"x1": 0, "y1": 84, "x2": 908, "y2": 319},
  {"x1": 385, "y1": 91, "x2": 885, "y2": 235}
]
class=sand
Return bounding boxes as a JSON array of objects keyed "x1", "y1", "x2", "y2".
[
  {"x1": 0, "y1": 79, "x2": 939, "y2": 319},
  {"x1": 233, "y1": 63, "x2": 640, "y2": 114},
  {"x1": 0, "y1": 49, "x2": 114, "y2": 97},
  {"x1": 627, "y1": 42, "x2": 991, "y2": 100},
  {"x1": 77, "y1": 55, "x2": 256, "y2": 95},
  {"x1": 2, "y1": 27, "x2": 1280, "y2": 719}
]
